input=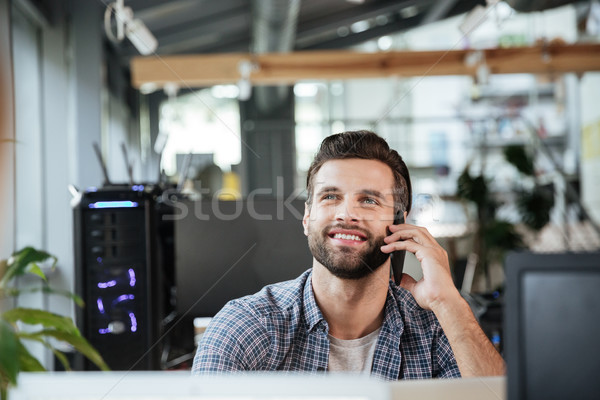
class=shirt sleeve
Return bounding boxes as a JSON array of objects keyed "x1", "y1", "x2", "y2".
[
  {"x1": 192, "y1": 300, "x2": 271, "y2": 374},
  {"x1": 432, "y1": 326, "x2": 461, "y2": 378}
]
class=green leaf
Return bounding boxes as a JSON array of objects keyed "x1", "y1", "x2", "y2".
[
  {"x1": 1, "y1": 308, "x2": 80, "y2": 336},
  {"x1": 41, "y1": 287, "x2": 84, "y2": 307},
  {"x1": 0, "y1": 247, "x2": 56, "y2": 288},
  {"x1": 516, "y1": 186, "x2": 555, "y2": 231},
  {"x1": 40, "y1": 287, "x2": 84, "y2": 307},
  {"x1": 0, "y1": 320, "x2": 19, "y2": 385},
  {"x1": 1, "y1": 288, "x2": 19, "y2": 297},
  {"x1": 15, "y1": 332, "x2": 71, "y2": 371},
  {"x1": 483, "y1": 219, "x2": 524, "y2": 259},
  {"x1": 25, "y1": 263, "x2": 47, "y2": 281},
  {"x1": 4, "y1": 287, "x2": 84, "y2": 308},
  {"x1": 16, "y1": 342, "x2": 45, "y2": 372},
  {"x1": 0, "y1": 259, "x2": 7, "y2": 284},
  {"x1": 504, "y1": 145, "x2": 534, "y2": 176},
  {"x1": 32, "y1": 329, "x2": 109, "y2": 371},
  {"x1": 50, "y1": 348, "x2": 71, "y2": 371},
  {"x1": 456, "y1": 168, "x2": 489, "y2": 208}
]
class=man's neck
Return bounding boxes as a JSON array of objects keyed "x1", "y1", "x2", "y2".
[{"x1": 311, "y1": 262, "x2": 390, "y2": 340}]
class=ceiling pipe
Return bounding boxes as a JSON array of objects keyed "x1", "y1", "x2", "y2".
[{"x1": 250, "y1": 0, "x2": 301, "y2": 113}]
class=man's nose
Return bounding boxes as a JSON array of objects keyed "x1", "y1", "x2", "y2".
[{"x1": 335, "y1": 200, "x2": 359, "y2": 223}]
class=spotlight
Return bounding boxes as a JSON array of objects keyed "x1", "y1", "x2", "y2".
[{"x1": 104, "y1": 0, "x2": 158, "y2": 55}]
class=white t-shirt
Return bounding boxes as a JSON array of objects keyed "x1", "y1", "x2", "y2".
[{"x1": 327, "y1": 328, "x2": 381, "y2": 373}]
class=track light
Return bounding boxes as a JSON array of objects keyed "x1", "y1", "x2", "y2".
[
  {"x1": 459, "y1": 0, "x2": 514, "y2": 36},
  {"x1": 104, "y1": 0, "x2": 158, "y2": 55}
]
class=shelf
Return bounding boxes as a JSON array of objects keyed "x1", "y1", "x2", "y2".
[
  {"x1": 477, "y1": 134, "x2": 566, "y2": 148},
  {"x1": 471, "y1": 84, "x2": 555, "y2": 102}
]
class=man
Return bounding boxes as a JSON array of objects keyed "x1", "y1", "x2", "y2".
[{"x1": 192, "y1": 130, "x2": 504, "y2": 379}]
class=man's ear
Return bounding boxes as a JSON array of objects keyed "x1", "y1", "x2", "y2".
[{"x1": 302, "y1": 202, "x2": 311, "y2": 236}]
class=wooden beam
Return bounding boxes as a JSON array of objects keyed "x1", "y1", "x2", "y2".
[{"x1": 130, "y1": 43, "x2": 600, "y2": 89}]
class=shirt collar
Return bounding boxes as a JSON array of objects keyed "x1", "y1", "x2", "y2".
[
  {"x1": 382, "y1": 282, "x2": 406, "y2": 335},
  {"x1": 303, "y1": 270, "x2": 327, "y2": 332},
  {"x1": 303, "y1": 271, "x2": 407, "y2": 335}
]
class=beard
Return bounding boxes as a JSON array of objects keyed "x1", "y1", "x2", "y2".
[{"x1": 307, "y1": 223, "x2": 390, "y2": 280}]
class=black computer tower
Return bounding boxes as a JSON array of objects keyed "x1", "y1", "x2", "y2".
[{"x1": 73, "y1": 186, "x2": 172, "y2": 370}]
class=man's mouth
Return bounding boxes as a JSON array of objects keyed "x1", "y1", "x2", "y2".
[
  {"x1": 327, "y1": 229, "x2": 368, "y2": 244},
  {"x1": 330, "y1": 233, "x2": 365, "y2": 242}
]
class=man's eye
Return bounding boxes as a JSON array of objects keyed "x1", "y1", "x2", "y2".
[
  {"x1": 322, "y1": 194, "x2": 337, "y2": 200},
  {"x1": 362, "y1": 197, "x2": 378, "y2": 205}
]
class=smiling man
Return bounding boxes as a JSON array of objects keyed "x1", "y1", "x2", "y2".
[{"x1": 192, "y1": 130, "x2": 505, "y2": 379}]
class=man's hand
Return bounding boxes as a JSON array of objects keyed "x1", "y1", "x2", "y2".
[
  {"x1": 380, "y1": 223, "x2": 461, "y2": 312},
  {"x1": 380, "y1": 222, "x2": 506, "y2": 377}
]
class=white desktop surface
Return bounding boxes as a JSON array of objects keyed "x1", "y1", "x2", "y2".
[
  {"x1": 390, "y1": 376, "x2": 505, "y2": 400},
  {"x1": 11, "y1": 372, "x2": 505, "y2": 400}
]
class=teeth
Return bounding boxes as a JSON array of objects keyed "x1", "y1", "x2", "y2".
[{"x1": 333, "y1": 233, "x2": 363, "y2": 241}]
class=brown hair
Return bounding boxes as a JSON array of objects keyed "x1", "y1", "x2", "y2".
[{"x1": 306, "y1": 130, "x2": 412, "y2": 214}]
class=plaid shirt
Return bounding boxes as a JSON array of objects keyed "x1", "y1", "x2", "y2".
[{"x1": 192, "y1": 269, "x2": 461, "y2": 380}]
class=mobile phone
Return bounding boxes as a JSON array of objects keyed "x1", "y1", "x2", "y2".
[{"x1": 390, "y1": 212, "x2": 406, "y2": 285}]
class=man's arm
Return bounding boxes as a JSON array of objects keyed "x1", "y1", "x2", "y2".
[
  {"x1": 426, "y1": 289, "x2": 505, "y2": 377},
  {"x1": 382, "y1": 224, "x2": 505, "y2": 377}
]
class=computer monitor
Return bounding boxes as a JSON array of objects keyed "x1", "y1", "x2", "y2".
[
  {"x1": 504, "y1": 251, "x2": 600, "y2": 400},
  {"x1": 11, "y1": 371, "x2": 504, "y2": 400},
  {"x1": 11, "y1": 372, "x2": 388, "y2": 400},
  {"x1": 173, "y1": 198, "x2": 313, "y2": 350}
]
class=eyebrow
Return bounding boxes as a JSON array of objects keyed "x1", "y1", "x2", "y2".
[
  {"x1": 316, "y1": 186, "x2": 386, "y2": 201},
  {"x1": 359, "y1": 189, "x2": 386, "y2": 201},
  {"x1": 316, "y1": 186, "x2": 340, "y2": 197}
]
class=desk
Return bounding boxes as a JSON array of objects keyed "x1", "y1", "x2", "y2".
[
  {"x1": 11, "y1": 372, "x2": 505, "y2": 400},
  {"x1": 390, "y1": 376, "x2": 505, "y2": 400}
]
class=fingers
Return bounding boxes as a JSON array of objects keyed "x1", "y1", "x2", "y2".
[
  {"x1": 385, "y1": 224, "x2": 438, "y2": 247},
  {"x1": 381, "y1": 238, "x2": 448, "y2": 265},
  {"x1": 380, "y1": 239, "x2": 421, "y2": 254},
  {"x1": 381, "y1": 229, "x2": 451, "y2": 275}
]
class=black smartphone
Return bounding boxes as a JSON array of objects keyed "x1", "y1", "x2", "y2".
[{"x1": 390, "y1": 212, "x2": 406, "y2": 285}]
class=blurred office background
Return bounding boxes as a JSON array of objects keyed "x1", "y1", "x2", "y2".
[{"x1": 1, "y1": 0, "x2": 600, "y2": 371}]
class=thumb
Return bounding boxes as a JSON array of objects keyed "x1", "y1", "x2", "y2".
[{"x1": 399, "y1": 273, "x2": 417, "y2": 294}]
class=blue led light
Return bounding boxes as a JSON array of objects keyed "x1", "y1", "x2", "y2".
[
  {"x1": 128, "y1": 268, "x2": 136, "y2": 287},
  {"x1": 129, "y1": 312, "x2": 137, "y2": 332},
  {"x1": 113, "y1": 294, "x2": 135, "y2": 305},
  {"x1": 97, "y1": 298, "x2": 105, "y2": 314},
  {"x1": 131, "y1": 185, "x2": 145, "y2": 192},
  {"x1": 88, "y1": 201, "x2": 139, "y2": 209},
  {"x1": 97, "y1": 280, "x2": 117, "y2": 289},
  {"x1": 492, "y1": 333, "x2": 501, "y2": 345},
  {"x1": 99, "y1": 328, "x2": 111, "y2": 334}
]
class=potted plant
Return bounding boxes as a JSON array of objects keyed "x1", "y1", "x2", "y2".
[
  {"x1": 456, "y1": 145, "x2": 554, "y2": 289},
  {"x1": 0, "y1": 247, "x2": 109, "y2": 399}
]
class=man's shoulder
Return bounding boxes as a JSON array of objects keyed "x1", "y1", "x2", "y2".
[
  {"x1": 228, "y1": 269, "x2": 312, "y2": 318},
  {"x1": 198, "y1": 269, "x2": 311, "y2": 355}
]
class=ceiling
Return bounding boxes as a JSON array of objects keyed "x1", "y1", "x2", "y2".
[
  {"x1": 116, "y1": 0, "x2": 490, "y2": 57},
  {"x1": 103, "y1": 0, "x2": 584, "y2": 98}
]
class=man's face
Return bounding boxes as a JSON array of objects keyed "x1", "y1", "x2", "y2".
[{"x1": 303, "y1": 159, "x2": 397, "y2": 280}]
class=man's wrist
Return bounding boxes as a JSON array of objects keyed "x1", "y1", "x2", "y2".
[{"x1": 430, "y1": 289, "x2": 469, "y2": 320}]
